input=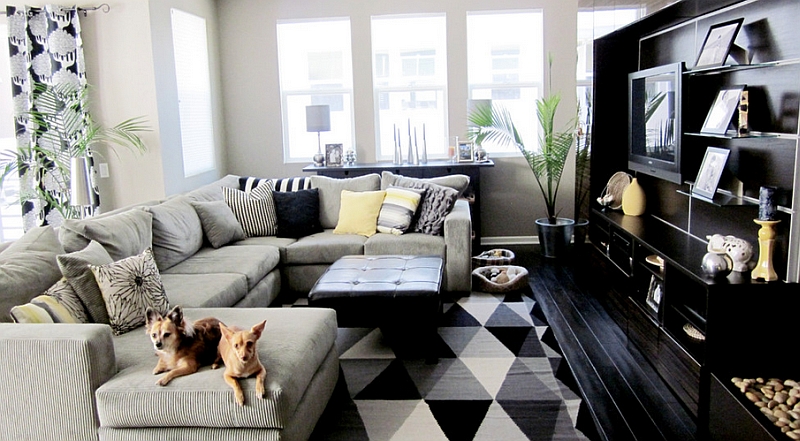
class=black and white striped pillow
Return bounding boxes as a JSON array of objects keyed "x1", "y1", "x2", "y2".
[
  {"x1": 238, "y1": 176, "x2": 311, "y2": 193},
  {"x1": 222, "y1": 181, "x2": 277, "y2": 237}
]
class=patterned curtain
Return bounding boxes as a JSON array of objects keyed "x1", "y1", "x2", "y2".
[{"x1": 6, "y1": 5, "x2": 98, "y2": 230}]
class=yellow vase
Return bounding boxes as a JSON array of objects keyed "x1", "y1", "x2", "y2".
[{"x1": 622, "y1": 177, "x2": 646, "y2": 216}]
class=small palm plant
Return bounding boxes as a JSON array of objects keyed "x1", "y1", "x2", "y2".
[
  {"x1": 0, "y1": 81, "x2": 149, "y2": 220},
  {"x1": 468, "y1": 56, "x2": 575, "y2": 224}
]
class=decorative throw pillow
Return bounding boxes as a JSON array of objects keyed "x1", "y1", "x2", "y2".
[
  {"x1": 222, "y1": 181, "x2": 278, "y2": 237},
  {"x1": 272, "y1": 188, "x2": 323, "y2": 239},
  {"x1": 272, "y1": 176, "x2": 311, "y2": 192},
  {"x1": 0, "y1": 225, "x2": 64, "y2": 323},
  {"x1": 238, "y1": 176, "x2": 270, "y2": 192},
  {"x1": 90, "y1": 248, "x2": 170, "y2": 335},
  {"x1": 190, "y1": 200, "x2": 246, "y2": 248},
  {"x1": 42, "y1": 277, "x2": 90, "y2": 323},
  {"x1": 57, "y1": 240, "x2": 115, "y2": 324},
  {"x1": 10, "y1": 295, "x2": 81, "y2": 324},
  {"x1": 333, "y1": 190, "x2": 387, "y2": 237},
  {"x1": 377, "y1": 186, "x2": 425, "y2": 235}
]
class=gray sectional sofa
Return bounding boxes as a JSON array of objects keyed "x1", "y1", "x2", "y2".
[{"x1": 0, "y1": 171, "x2": 472, "y2": 441}]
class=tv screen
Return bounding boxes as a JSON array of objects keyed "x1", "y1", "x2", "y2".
[{"x1": 628, "y1": 62, "x2": 684, "y2": 184}]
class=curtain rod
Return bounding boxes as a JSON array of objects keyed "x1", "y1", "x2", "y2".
[{"x1": 1, "y1": 4, "x2": 111, "y2": 16}]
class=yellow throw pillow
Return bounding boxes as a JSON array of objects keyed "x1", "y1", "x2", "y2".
[{"x1": 333, "y1": 190, "x2": 387, "y2": 237}]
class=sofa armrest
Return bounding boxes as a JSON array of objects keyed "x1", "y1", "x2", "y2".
[
  {"x1": 0, "y1": 324, "x2": 116, "y2": 441},
  {"x1": 443, "y1": 198, "x2": 472, "y2": 293}
]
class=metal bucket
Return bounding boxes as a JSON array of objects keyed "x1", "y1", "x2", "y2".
[{"x1": 535, "y1": 218, "x2": 575, "y2": 258}]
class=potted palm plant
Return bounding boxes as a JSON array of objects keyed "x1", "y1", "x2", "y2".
[
  {"x1": 469, "y1": 56, "x2": 576, "y2": 257},
  {"x1": 0, "y1": 81, "x2": 149, "y2": 223},
  {"x1": 573, "y1": 89, "x2": 592, "y2": 246}
]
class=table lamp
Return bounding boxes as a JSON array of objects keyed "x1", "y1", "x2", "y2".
[{"x1": 306, "y1": 105, "x2": 330, "y2": 166}]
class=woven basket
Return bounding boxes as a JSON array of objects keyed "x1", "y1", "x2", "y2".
[
  {"x1": 472, "y1": 249, "x2": 515, "y2": 269},
  {"x1": 472, "y1": 265, "x2": 529, "y2": 293}
]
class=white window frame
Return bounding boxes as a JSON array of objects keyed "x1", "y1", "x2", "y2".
[
  {"x1": 171, "y1": 8, "x2": 217, "y2": 178},
  {"x1": 277, "y1": 18, "x2": 355, "y2": 163},
  {"x1": 467, "y1": 10, "x2": 544, "y2": 157},
  {"x1": 371, "y1": 14, "x2": 448, "y2": 160}
]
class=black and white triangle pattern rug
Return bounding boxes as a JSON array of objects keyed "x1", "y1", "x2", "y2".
[{"x1": 296, "y1": 290, "x2": 590, "y2": 441}]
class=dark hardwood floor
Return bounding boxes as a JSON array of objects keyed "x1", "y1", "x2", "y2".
[{"x1": 484, "y1": 243, "x2": 698, "y2": 441}]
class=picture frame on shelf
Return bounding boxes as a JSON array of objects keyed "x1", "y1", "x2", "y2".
[
  {"x1": 646, "y1": 275, "x2": 663, "y2": 313},
  {"x1": 457, "y1": 141, "x2": 474, "y2": 163},
  {"x1": 325, "y1": 143, "x2": 343, "y2": 167},
  {"x1": 693, "y1": 146, "x2": 730, "y2": 199},
  {"x1": 694, "y1": 18, "x2": 744, "y2": 69},
  {"x1": 701, "y1": 86, "x2": 745, "y2": 135}
]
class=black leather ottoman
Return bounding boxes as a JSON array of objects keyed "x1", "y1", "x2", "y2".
[{"x1": 308, "y1": 255, "x2": 443, "y2": 340}]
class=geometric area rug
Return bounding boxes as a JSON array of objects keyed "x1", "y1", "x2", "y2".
[{"x1": 300, "y1": 289, "x2": 590, "y2": 441}]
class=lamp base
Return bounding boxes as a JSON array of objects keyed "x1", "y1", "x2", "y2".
[
  {"x1": 313, "y1": 152, "x2": 325, "y2": 167},
  {"x1": 751, "y1": 219, "x2": 780, "y2": 282}
]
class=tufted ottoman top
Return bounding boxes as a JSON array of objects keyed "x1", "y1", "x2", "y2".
[{"x1": 309, "y1": 255, "x2": 443, "y2": 300}]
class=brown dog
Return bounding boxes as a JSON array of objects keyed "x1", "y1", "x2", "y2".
[
  {"x1": 218, "y1": 320, "x2": 267, "y2": 406},
  {"x1": 145, "y1": 305, "x2": 222, "y2": 386}
]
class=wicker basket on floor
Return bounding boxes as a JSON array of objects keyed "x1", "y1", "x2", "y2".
[
  {"x1": 472, "y1": 249, "x2": 515, "y2": 269},
  {"x1": 472, "y1": 265, "x2": 528, "y2": 293}
]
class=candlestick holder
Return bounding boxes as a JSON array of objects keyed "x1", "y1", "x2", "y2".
[{"x1": 751, "y1": 219, "x2": 780, "y2": 282}]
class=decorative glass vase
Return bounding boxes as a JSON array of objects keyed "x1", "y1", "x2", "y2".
[{"x1": 622, "y1": 177, "x2": 646, "y2": 216}]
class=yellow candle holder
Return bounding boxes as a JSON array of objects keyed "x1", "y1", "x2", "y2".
[{"x1": 751, "y1": 219, "x2": 781, "y2": 282}]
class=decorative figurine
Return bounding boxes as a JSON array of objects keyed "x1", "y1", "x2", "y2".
[{"x1": 706, "y1": 234, "x2": 754, "y2": 272}]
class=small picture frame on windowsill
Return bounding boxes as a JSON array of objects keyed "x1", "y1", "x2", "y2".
[
  {"x1": 457, "y1": 141, "x2": 474, "y2": 163},
  {"x1": 325, "y1": 143, "x2": 343, "y2": 167}
]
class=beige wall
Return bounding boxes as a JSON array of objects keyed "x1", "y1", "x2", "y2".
[{"x1": 216, "y1": 0, "x2": 579, "y2": 241}]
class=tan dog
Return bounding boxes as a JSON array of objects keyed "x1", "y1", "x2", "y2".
[
  {"x1": 218, "y1": 320, "x2": 267, "y2": 406},
  {"x1": 145, "y1": 305, "x2": 222, "y2": 386}
]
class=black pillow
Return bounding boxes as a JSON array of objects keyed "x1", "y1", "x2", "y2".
[{"x1": 272, "y1": 188, "x2": 323, "y2": 238}]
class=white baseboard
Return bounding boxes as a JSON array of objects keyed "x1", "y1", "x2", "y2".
[{"x1": 480, "y1": 236, "x2": 538, "y2": 246}]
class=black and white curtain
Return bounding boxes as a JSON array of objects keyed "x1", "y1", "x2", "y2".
[{"x1": 6, "y1": 4, "x2": 98, "y2": 230}]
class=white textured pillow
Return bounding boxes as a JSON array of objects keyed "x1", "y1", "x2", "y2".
[
  {"x1": 222, "y1": 181, "x2": 278, "y2": 237},
  {"x1": 90, "y1": 248, "x2": 170, "y2": 335}
]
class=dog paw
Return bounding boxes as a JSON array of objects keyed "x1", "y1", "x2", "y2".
[
  {"x1": 156, "y1": 377, "x2": 170, "y2": 386},
  {"x1": 235, "y1": 391, "x2": 245, "y2": 406},
  {"x1": 211, "y1": 363, "x2": 220, "y2": 370}
]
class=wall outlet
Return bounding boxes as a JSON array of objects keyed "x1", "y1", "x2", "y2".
[{"x1": 99, "y1": 163, "x2": 109, "y2": 178}]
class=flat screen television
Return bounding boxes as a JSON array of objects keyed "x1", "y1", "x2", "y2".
[{"x1": 628, "y1": 62, "x2": 684, "y2": 184}]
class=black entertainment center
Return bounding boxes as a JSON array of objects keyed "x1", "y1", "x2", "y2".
[{"x1": 588, "y1": 0, "x2": 800, "y2": 439}]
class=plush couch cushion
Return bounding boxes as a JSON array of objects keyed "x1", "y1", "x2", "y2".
[
  {"x1": 184, "y1": 174, "x2": 240, "y2": 202},
  {"x1": 380, "y1": 170, "x2": 470, "y2": 196},
  {"x1": 161, "y1": 273, "x2": 248, "y2": 307},
  {"x1": 282, "y1": 231, "x2": 366, "y2": 265},
  {"x1": 365, "y1": 232, "x2": 446, "y2": 257},
  {"x1": 273, "y1": 188, "x2": 323, "y2": 238},
  {"x1": 58, "y1": 240, "x2": 115, "y2": 324},
  {"x1": 333, "y1": 190, "x2": 386, "y2": 237},
  {"x1": 310, "y1": 174, "x2": 381, "y2": 229},
  {"x1": 60, "y1": 209, "x2": 153, "y2": 261},
  {"x1": 0, "y1": 225, "x2": 64, "y2": 322},
  {"x1": 190, "y1": 200, "x2": 246, "y2": 248},
  {"x1": 97, "y1": 308, "x2": 338, "y2": 430},
  {"x1": 90, "y1": 248, "x2": 170, "y2": 335},
  {"x1": 145, "y1": 196, "x2": 204, "y2": 271},
  {"x1": 163, "y1": 245, "x2": 280, "y2": 290}
]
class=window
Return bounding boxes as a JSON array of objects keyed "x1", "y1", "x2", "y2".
[
  {"x1": 372, "y1": 14, "x2": 447, "y2": 159},
  {"x1": 467, "y1": 11, "x2": 543, "y2": 155},
  {"x1": 0, "y1": 18, "x2": 23, "y2": 242},
  {"x1": 576, "y1": 9, "x2": 643, "y2": 127},
  {"x1": 171, "y1": 9, "x2": 216, "y2": 177},
  {"x1": 277, "y1": 19, "x2": 354, "y2": 162}
]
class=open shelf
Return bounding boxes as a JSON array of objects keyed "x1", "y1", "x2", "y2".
[
  {"x1": 684, "y1": 57, "x2": 800, "y2": 76},
  {"x1": 683, "y1": 130, "x2": 786, "y2": 140}
]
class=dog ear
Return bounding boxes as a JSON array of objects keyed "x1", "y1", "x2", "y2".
[
  {"x1": 219, "y1": 322, "x2": 232, "y2": 340},
  {"x1": 145, "y1": 307, "x2": 161, "y2": 326},
  {"x1": 251, "y1": 320, "x2": 267, "y2": 339},
  {"x1": 167, "y1": 305, "x2": 183, "y2": 325}
]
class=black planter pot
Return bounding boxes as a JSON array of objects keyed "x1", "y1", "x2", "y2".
[{"x1": 535, "y1": 218, "x2": 575, "y2": 258}]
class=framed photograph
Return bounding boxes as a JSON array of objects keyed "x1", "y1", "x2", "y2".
[
  {"x1": 457, "y1": 141, "x2": 474, "y2": 163},
  {"x1": 694, "y1": 18, "x2": 744, "y2": 69},
  {"x1": 325, "y1": 143, "x2": 343, "y2": 167},
  {"x1": 701, "y1": 86, "x2": 745, "y2": 135},
  {"x1": 693, "y1": 147, "x2": 730, "y2": 199},
  {"x1": 646, "y1": 275, "x2": 663, "y2": 313}
]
